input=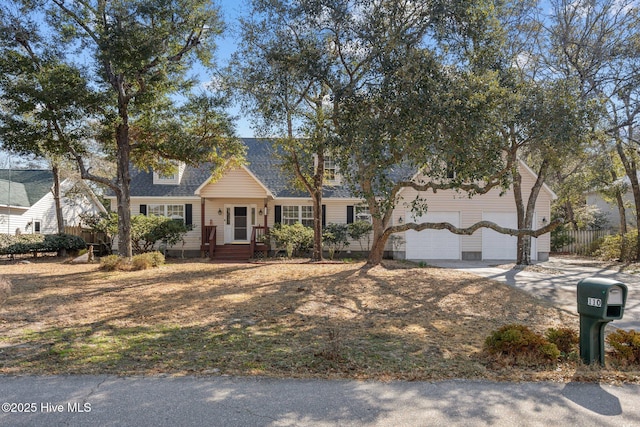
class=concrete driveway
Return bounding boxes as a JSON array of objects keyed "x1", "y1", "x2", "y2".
[{"x1": 428, "y1": 257, "x2": 640, "y2": 330}]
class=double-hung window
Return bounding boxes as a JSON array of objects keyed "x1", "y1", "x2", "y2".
[
  {"x1": 282, "y1": 206, "x2": 299, "y2": 225},
  {"x1": 300, "y1": 206, "x2": 314, "y2": 227},
  {"x1": 355, "y1": 205, "x2": 372, "y2": 223},
  {"x1": 149, "y1": 204, "x2": 185, "y2": 220},
  {"x1": 282, "y1": 205, "x2": 314, "y2": 227}
]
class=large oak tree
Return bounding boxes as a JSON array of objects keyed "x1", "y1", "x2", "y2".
[{"x1": 0, "y1": 0, "x2": 243, "y2": 257}]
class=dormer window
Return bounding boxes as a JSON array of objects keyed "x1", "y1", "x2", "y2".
[
  {"x1": 324, "y1": 156, "x2": 338, "y2": 182},
  {"x1": 153, "y1": 161, "x2": 185, "y2": 185},
  {"x1": 314, "y1": 155, "x2": 341, "y2": 185}
]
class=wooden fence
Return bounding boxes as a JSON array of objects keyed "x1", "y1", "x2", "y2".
[
  {"x1": 555, "y1": 229, "x2": 614, "y2": 255},
  {"x1": 64, "y1": 226, "x2": 110, "y2": 255}
]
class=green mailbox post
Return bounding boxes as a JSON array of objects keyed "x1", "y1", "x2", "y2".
[{"x1": 577, "y1": 278, "x2": 628, "y2": 365}]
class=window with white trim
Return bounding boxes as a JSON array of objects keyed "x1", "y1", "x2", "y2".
[
  {"x1": 314, "y1": 155, "x2": 341, "y2": 184},
  {"x1": 282, "y1": 205, "x2": 314, "y2": 227},
  {"x1": 324, "y1": 156, "x2": 337, "y2": 182},
  {"x1": 152, "y1": 161, "x2": 185, "y2": 185},
  {"x1": 282, "y1": 206, "x2": 299, "y2": 225},
  {"x1": 149, "y1": 204, "x2": 184, "y2": 220},
  {"x1": 301, "y1": 206, "x2": 314, "y2": 227},
  {"x1": 355, "y1": 205, "x2": 372, "y2": 223}
]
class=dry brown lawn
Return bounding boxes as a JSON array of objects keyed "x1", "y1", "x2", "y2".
[{"x1": 0, "y1": 257, "x2": 637, "y2": 383}]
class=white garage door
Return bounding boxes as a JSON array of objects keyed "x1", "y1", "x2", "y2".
[
  {"x1": 406, "y1": 212, "x2": 460, "y2": 260},
  {"x1": 482, "y1": 212, "x2": 536, "y2": 260}
]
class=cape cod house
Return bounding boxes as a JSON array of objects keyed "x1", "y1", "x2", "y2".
[
  {"x1": 109, "y1": 138, "x2": 555, "y2": 261},
  {"x1": 0, "y1": 169, "x2": 107, "y2": 235}
]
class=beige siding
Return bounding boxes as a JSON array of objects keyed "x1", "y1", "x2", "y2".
[
  {"x1": 395, "y1": 161, "x2": 553, "y2": 254},
  {"x1": 199, "y1": 167, "x2": 269, "y2": 198},
  {"x1": 121, "y1": 197, "x2": 202, "y2": 251},
  {"x1": 203, "y1": 198, "x2": 269, "y2": 246}
]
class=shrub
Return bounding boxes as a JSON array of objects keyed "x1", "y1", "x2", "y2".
[
  {"x1": 0, "y1": 233, "x2": 86, "y2": 255},
  {"x1": 545, "y1": 327, "x2": 579, "y2": 356},
  {"x1": 606, "y1": 329, "x2": 640, "y2": 366},
  {"x1": 484, "y1": 324, "x2": 560, "y2": 366},
  {"x1": 131, "y1": 215, "x2": 190, "y2": 254},
  {"x1": 80, "y1": 212, "x2": 118, "y2": 251},
  {"x1": 269, "y1": 223, "x2": 314, "y2": 257},
  {"x1": 100, "y1": 252, "x2": 165, "y2": 271},
  {"x1": 594, "y1": 230, "x2": 638, "y2": 262},
  {"x1": 131, "y1": 251, "x2": 165, "y2": 270},
  {"x1": 100, "y1": 255, "x2": 123, "y2": 271},
  {"x1": 347, "y1": 220, "x2": 373, "y2": 252},
  {"x1": 551, "y1": 225, "x2": 575, "y2": 252},
  {"x1": 323, "y1": 223, "x2": 350, "y2": 259},
  {"x1": 41, "y1": 234, "x2": 87, "y2": 252}
]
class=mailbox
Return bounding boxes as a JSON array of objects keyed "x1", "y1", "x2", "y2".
[
  {"x1": 576, "y1": 278, "x2": 628, "y2": 365},
  {"x1": 577, "y1": 278, "x2": 627, "y2": 320}
]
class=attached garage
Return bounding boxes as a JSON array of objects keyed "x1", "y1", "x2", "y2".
[
  {"x1": 482, "y1": 212, "x2": 536, "y2": 260},
  {"x1": 405, "y1": 212, "x2": 460, "y2": 260}
]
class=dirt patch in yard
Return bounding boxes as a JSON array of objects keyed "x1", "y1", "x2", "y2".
[{"x1": 0, "y1": 258, "x2": 637, "y2": 383}]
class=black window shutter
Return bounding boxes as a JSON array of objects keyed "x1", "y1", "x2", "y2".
[
  {"x1": 185, "y1": 204, "x2": 192, "y2": 226},
  {"x1": 322, "y1": 205, "x2": 326, "y2": 228},
  {"x1": 347, "y1": 205, "x2": 354, "y2": 224},
  {"x1": 275, "y1": 205, "x2": 282, "y2": 224},
  {"x1": 140, "y1": 204, "x2": 147, "y2": 215}
]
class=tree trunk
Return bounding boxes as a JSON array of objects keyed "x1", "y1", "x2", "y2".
[
  {"x1": 51, "y1": 163, "x2": 66, "y2": 257},
  {"x1": 615, "y1": 189, "x2": 627, "y2": 235},
  {"x1": 366, "y1": 219, "x2": 389, "y2": 266},
  {"x1": 116, "y1": 123, "x2": 133, "y2": 258},
  {"x1": 616, "y1": 142, "x2": 640, "y2": 261},
  {"x1": 312, "y1": 191, "x2": 323, "y2": 261},
  {"x1": 51, "y1": 164, "x2": 65, "y2": 234},
  {"x1": 511, "y1": 159, "x2": 527, "y2": 265},
  {"x1": 515, "y1": 159, "x2": 549, "y2": 265}
]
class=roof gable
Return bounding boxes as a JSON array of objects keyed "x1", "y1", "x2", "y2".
[
  {"x1": 0, "y1": 179, "x2": 30, "y2": 207},
  {"x1": 0, "y1": 169, "x2": 53, "y2": 206},
  {"x1": 196, "y1": 165, "x2": 272, "y2": 198}
]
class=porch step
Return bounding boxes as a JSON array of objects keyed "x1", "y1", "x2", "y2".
[{"x1": 211, "y1": 244, "x2": 252, "y2": 261}]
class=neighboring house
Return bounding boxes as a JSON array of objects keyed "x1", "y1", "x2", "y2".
[
  {"x1": 0, "y1": 169, "x2": 107, "y2": 235},
  {"x1": 586, "y1": 179, "x2": 637, "y2": 231},
  {"x1": 109, "y1": 138, "x2": 556, "y2": 261}
]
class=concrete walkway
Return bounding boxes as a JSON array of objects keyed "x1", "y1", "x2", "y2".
[
  {"x1": 429, "y1": 257, "x2": 640, "y2": 330},
  {"x1": 1, "y1": 376, "x2": 640, "y2": 426}
]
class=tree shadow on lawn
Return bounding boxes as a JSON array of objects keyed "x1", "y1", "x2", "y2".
[{"x1": 0, "y1": 260, "x2": 578, "y2": 380}]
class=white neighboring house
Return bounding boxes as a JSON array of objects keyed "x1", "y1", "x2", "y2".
[
  {"x1": 586, "y1": 177, "x2": 637, "y2": 231},
  {"x1": 0, "y1": 169, "x2": 107, "y2": 235}
]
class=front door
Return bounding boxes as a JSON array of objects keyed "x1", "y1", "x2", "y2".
[
  {"x1": 234, "y1": 207, "x2": 248, "y2": 241},
  {"x1": 224, "y1": 205, "x2": 256, "y2": 243}
]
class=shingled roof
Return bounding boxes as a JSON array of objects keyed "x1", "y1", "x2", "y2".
[
  {"x1": 0, "y1": 169, "x2": 54, "y2": 207},
  {"x1": 129, "y1": 138, "x2": 358, "y2": 198}
]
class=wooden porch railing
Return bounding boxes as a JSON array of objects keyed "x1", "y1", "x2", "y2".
[
  {"x1": 250, "y1": 226, "x2": 269, "y2": 258},
  {"x1": 202, "y1": 225, "x2": 217, "y2": 257}
]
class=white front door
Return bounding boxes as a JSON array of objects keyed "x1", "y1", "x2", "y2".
[{"x1": 224, "y1": 205, "x2": 257, "y2": 243}]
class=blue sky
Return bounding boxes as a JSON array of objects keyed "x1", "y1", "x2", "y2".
[{"x1": 215, "y1": 0, "x2": 254, "y2": 137}]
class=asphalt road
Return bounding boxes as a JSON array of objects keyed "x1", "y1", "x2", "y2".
[{"x1": 1, "y1": 375, "x2": 640, "y2": 426}]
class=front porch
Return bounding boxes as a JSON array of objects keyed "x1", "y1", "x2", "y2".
[{"x1": 200, "y1": 224, "x2": 269, "y2": 261}]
